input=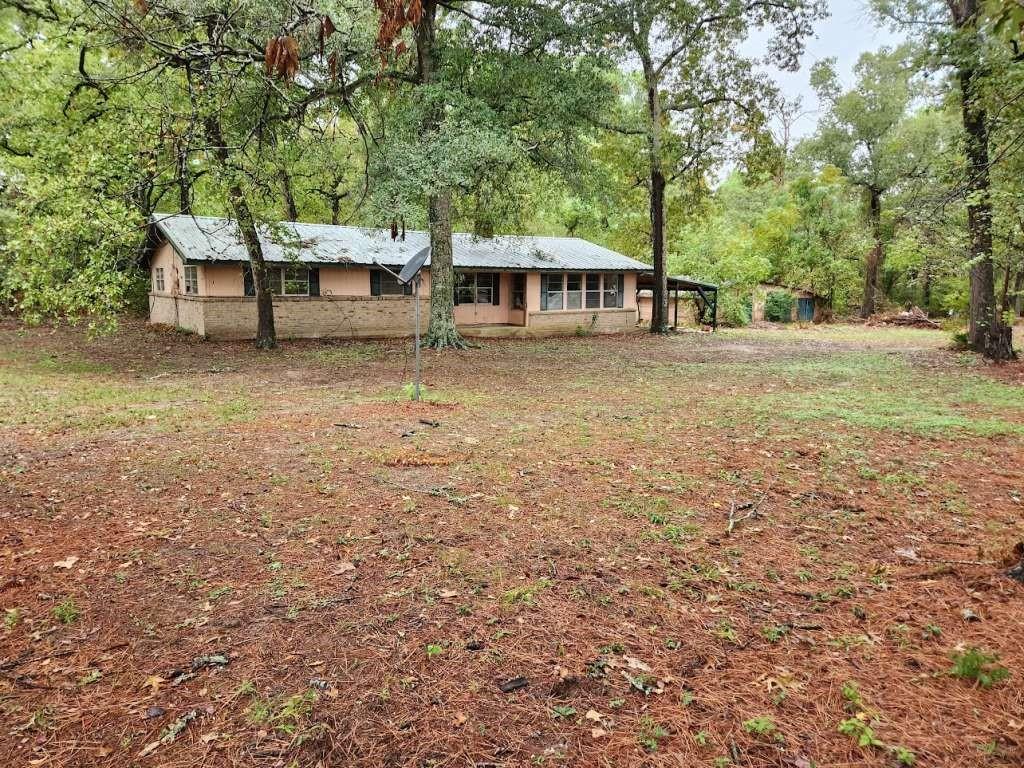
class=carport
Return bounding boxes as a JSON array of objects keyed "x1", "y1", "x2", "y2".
[{"x1": 636, "y1": 273, "x2": 718, "y2": 330}]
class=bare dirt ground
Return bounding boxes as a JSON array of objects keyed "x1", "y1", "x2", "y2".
[{"x1": 1, "y1": 319, "x2": 1022, "y2": 767}]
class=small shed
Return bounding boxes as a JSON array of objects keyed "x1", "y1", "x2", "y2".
[{"x1": 751, "y1": 282, "x2": 825, "y2": 324}]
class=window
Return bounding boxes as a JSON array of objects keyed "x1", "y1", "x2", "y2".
[
  {"x1": 279, "y1": 264, "x2": 309, "y2": 296},
  {"x1": 476, "y1": 272, "x2": 495, "y2": 304},
  {"x1": 453, "y1": 272, "x2": 500, "y2": 305},
  {"x1": 153, "y1": 267, "x2": 165, "y2": 292},
  {"x1": 183, "y1": 265, "x2": 198, "y2": 295},
  {"x1": 371, "y1": 268, "x2": 412, "y2": 296},
  {"x1": 585, "y1": 274, "x2": 601, "y2": 308},
  {"x1": 540, "y1": 272, "x2": 625, "y2": 311},
  {"x1": 244, "y1": 265, "x2": 319, "y2": 297},
  {"x1": 603, "y1": 273, "x2": 624, "y2": 308},
  {"x1": 566, "y1": 273, "x2": 582, "y2": 309},
  {"x1": 511, "y1": 274, "x2": 525, "y2": 310},
  {"x1": 540, "y1": 273, "x2": 564, "y2": 310}
]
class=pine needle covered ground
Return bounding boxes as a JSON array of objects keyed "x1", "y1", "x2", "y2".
[{"x1": 1, "y1": 320, "x2": 1022, "y2": 767}]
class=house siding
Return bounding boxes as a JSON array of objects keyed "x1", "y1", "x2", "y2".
[{"x1": 148, "y1": 250, "x2": 642, "y2": 339}]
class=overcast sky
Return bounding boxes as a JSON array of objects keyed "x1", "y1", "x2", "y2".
[{"x1": 745, "y1": 0, "x2": 906, "y2": 141}]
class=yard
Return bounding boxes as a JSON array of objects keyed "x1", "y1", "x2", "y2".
[{"x1": 2, "y1": 320, "x2": 1023, "y2": 767}]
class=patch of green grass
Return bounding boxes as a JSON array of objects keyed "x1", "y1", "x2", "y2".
[
  {"x1": 53, "y1": 597, "x2": 79, "y2": 625},
  {"x1": 307, "y1": 343, "x2": 383, "y2": 365},
  {"x1": 501, "y1": 579, "x2": 551, "y2": 607},
  {"x1": 742, "y1": 716, "x2": 779, "y2": 740},
  {"x1": 637, "y1": 716, "x2": 669, "y2": 752}
]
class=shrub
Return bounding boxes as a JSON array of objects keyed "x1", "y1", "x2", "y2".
[{"x1": 764, "y1": 290, "x2": 793, "y2": 322}]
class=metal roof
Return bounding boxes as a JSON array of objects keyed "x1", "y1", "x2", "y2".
[
  {"x1": 151, "y1": 214, "x2": 652, "y2": 273},
  {"x1": 635, "y1": 272, "x2": 718, "y2": 292}
]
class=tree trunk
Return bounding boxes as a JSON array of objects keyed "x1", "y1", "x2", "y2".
[
  {"x1": 860, "y1": 187, "x2": 883, "y2": 318},
  {"x1": 417, "y1": 0, "x2": 464, "y2": 349},
  {"x1": 955, "y1": 2, "x2": 1014, "y2": 359},
  {"x1": 204, "y1": 114, "x2": 276, "y2": 349},
  {"x1": 645, "y1": 69, "x2": 669, "y2": 334},
  {"x1": 1013, "y1": 268, "x2": 1024, "y2": 316},
  {"x1": 176, "y1": 142, "x2": 192, "y2": 214},
  {"x1": 424, "y1": 193, "x2": 463, "y2": 347},
  {"x1": 921, "y1": 259, "x2": 932, "y2": 313},
  {"x1": 281, "y1": 170, "x2": 299, "y2": 221},
  {"x1": 330, "y1": 196, "x2": 341, "y2": 226}
]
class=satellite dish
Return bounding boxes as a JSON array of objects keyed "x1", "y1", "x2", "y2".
[{"x1": 398, "y1": 246, "x2": 430, "y2": 285}]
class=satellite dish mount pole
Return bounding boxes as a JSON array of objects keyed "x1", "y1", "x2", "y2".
[
  {"x1": 413, "y1": 272, "x2": 421, "y2": 401},
  {"x1": 375, "y1": 245, "x2": 429, "y2": 403}
]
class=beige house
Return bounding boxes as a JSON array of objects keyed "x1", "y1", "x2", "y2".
[{"x1": 147, "y1": 215, "x2": 648, "y2": 340}]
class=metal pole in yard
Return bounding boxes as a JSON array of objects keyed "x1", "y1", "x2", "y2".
[{"x1": 413, "y1": 274, "x2": 421, "y2": 401}]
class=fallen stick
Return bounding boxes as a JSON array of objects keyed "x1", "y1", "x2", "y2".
[{"x1": 725, "y1": 485, "x2": 772, "y2": 536}]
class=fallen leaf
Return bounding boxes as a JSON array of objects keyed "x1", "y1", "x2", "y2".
[
  {"x1": 438, "y1": 589, "x2": 458, "y2": 599},
  {"x1": 452, "y1": 712, "x2": 468, "y2": 726},
  {"x1": 53, "y1": 556, "x2": 79, "y2": 569},
  {"x1": 200, "y1": 732, "x2": 219, "y2": 743},
  {"x1": 141, "y1": 675, "x2": 165, "y2": 695},
  {"x1": 333, "y1": 561, "x2": 356, "y2": 575},
  {"x1": 591, "y1": 728, "x2": 608, "y2": 738},
  {"x1": 623, "y1": 656, "x2": 651, "y2": 672},
  {"x1": 585, "y1": 709, "x2": 603, "y2": 722}
]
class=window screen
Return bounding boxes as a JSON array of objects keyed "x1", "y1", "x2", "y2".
[
  {"x1": 541, "y1": 273, "x2": 563, "y2": 310},
  {"x1": 566, "y1": 274, "x2": 582, "y2": 309},
  {"x1": 585, "y1": 274, "x2": 601, "y2": 308}
]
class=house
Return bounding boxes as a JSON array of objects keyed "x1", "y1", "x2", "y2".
[
  {"x1": 146, "y1": 215, "x2": 652, "y2": 340},
  {"x1": 750, "y1": 282, "x2": 826, "y2": 324}
]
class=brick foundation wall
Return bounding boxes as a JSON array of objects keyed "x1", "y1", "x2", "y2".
[
  {"x1": 149, "y1": 296, "x2": 637, "y2": 340},
  {"x1": 526, "y1": 308, "x2": 635, "y2": 334},
  {"x1": 149, "y1": 295, "x2": 428, "y2": 340}
]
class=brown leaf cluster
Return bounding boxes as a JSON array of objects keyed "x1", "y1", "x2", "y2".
[
  {"x1": 265, "y1": 35, "x2": 299, "y2": 82},
  {"x1": 375, "y1": 0, "x2": 421, "y2": 60}
]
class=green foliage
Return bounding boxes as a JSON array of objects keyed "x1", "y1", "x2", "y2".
[
  {"x1": 53, "y1": 597, "x2": 79, "y2": 625},
  {"x1": 637, "y1": 716, "x2": 669, "y2": 752},
  {"x1": 742, "y1": 716, "x2": 778, "y2": 738},
  {"x1": 764, "y1": 291, "x2": 794, "y2": 322},
  {"x1": 948, "y1": 648, "x2": 1011, "y2": 688}
]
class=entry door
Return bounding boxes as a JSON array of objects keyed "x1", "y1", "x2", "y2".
[{"x1": 797, "y1": 297, "x2": 814, "y2": 322}]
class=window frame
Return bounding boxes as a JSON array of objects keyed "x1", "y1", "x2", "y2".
[
  {"x1": 183, "y1": 265, "x2": 198, "y2": 295},
  {"x1": 153, "y1": 267, "x2": 165, "y2": 293},
  {"x1": 454, "y1": 272, "x2": 500, "y2": 306},
  {"x1": 585, "y1": 274, "x2": 601, "y2": 308},
  {"x1": 539, "y1": 272, "x2": 626, "y2": 312},
  {"x1": 540, "y1": 273, "x2": 564, "y2": 311},
  {"x1": 511, "y1": 273, "x2": 526, "y2": 310},
  {"x1": 371, "y1": 268, "x2": 413, "y2": 297},
  {"x1": 279, "y1": 264, "x2": 310, "y2": 297}
]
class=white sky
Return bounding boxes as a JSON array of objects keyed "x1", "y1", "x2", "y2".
[{"x1": 743, "y1": 0, "x2": 905, "y2": 141}]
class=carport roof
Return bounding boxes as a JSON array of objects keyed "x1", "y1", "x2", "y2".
[{"x1": 150, "y1": 214, "x2": 652, "y2": 273}]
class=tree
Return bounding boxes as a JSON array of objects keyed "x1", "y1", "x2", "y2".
[
  {"x1": 0, "y1": 4, "x2": 156, "y2": 330},
  {"x1": 874, "y1": 0, "x2": 1015, "y2": 359},
  {"x1": 801, "y1": 46, "x2": 945, "y2": 316},
  {"x1": 586, "y1": 0, "x2": 825, "y2": 333},
  {"x1": 374, "y1": 0, "x2": 606, "y2": 348}
]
